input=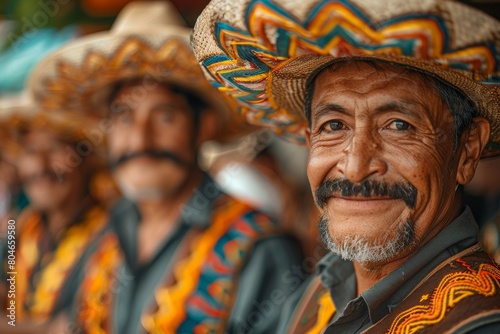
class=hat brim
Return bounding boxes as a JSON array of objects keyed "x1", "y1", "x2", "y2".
[
  {"x1": 191, "y1": 0, "x2": 500, "y2": 157},
  {"x1": 28, "y1": 30, "x2": 255, "y2": 142},
  {"x1": 270, "y1": 54, "x2": 500, "y2": 158},
  {"x1": 0, "y1": 107, "x2": 106, "y2": 159}
]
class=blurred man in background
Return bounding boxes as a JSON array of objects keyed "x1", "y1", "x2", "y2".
[
  {"x1": 28, "y1": 2, "x2": 304, "y2": 333},
  {"x1": 0, "y1": 104, "x2": 108, "y2": 334}
]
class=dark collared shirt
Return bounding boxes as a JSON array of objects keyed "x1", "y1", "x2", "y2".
[
  {"x1": 74, "y1": 174, "x2": 304, "y2": 334},
  {"x1": 323, "y1": 207, "x2": 479, "y2": 333},
  {"x1": 279, "y1": 207, "x2": 500, "y2": 333}
]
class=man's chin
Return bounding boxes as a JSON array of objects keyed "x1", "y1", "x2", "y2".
[
  {"x1": 28, "y1": 188, "x2": 66, "y2": 210},
  {"x1": 119, "y1": 183, "x2": 170, "y2": 201},
  {"x1": 320, "y1": 216, "x2": 417, "y2": 267},
  {"x1": 29, "y1": 198, "x2": 62, "y2": 212}
]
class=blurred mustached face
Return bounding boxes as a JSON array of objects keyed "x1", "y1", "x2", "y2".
[
  {"x1": 306, "y1": 61, "x2": 470, "y2": 266},
  {"x1": 18, "y1": 129, "x2": 82, "y2": 211},
  {"x1": 107, "y1": 83, "x2": 198, "y2": 200}
]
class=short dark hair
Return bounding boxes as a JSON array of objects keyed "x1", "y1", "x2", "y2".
[
  {"x1": 304, "y1": 60, "x2": 478, "y2": 150},
  {"x1": 433, "y1": 79, "x2": 477, "y2": 148},
  {"x1": 107, "y1": 77, "x2": 209, "y2": 125}
]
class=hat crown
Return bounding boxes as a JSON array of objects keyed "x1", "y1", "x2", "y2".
[
  {"x1": 191, "y1": 0, "x2": 500, "y2": 157},
  {"x1": 111, "y1": 1, "x2": 186, "y2": 34},
  {"x1": 26, "y1": 0, "x2": 250, "y2": 142}
]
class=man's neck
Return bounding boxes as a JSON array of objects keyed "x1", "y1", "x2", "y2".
[
  {"x1": 43, "y1": 192, "x2": 89, "y2": 238},
  {"x1": 353, "y1": 254, "x2": 413, "y2": 296},
  {"x1": 353, "y1": 199, "x2": 463, "y2": 295},
  {"x1": 136, "y1": 170, "x2": 204, "y2": 227},
  {"x1": 135, "y1": 170, "x2": 204, "y2": 265}
]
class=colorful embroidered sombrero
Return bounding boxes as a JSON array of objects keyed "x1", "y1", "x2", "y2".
[
  {"x1": 27, "y1": 1, "x2": 253, "y2": 141},
  {"x1": 191, "y1": 0, "x2": 500, "y2": 158}
]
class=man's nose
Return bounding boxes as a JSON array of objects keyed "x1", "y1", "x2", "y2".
[
  {"x1": 337, "y1": 130, "x2": 388, "y2": 183},
  {"x1": 31, "y1": 150, "x2": 51, "y2": 170},
  {"x1": 128, "y1": 120, "x2": 153, "y2": 151}
]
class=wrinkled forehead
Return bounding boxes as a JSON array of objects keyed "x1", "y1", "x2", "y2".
[
  {"x1": 307, "y1": 59, "x2": 447, "y2": 120},
  {"x1": 109, "y1": 78, "x2": 175, "y2": 103},
  {"x1": 312, "y1": 59, "x2": 433, "y2": 93}
]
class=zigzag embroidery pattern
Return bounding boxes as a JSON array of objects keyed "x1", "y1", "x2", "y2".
[
  {"x1": 144, "y1": 200, "x2": 278, "y2": 334},
  {"x1": 386, "y1": 262, "x2": 500, "y2": 334},
  {"x1": 202, "y1": 0, "x2": 498, "y2": 143}
]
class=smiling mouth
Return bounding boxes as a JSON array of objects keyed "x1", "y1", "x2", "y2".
[
  {"x1": 333, "y1": 195, "x2": 396, "y2": 201},
  {"x1": 329, "y1": 196, "x2": 402, "y2": 211},
  {"x1": 128, "y1": 156, "x2": 158, "y2": 163},
  {"x1": 26, "y1": 174, "x2": 59, "y2": 186}
]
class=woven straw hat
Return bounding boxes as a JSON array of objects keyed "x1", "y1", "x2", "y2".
[
  {"x1": 0, "y1": 93, "x2": 100, "y2": 160},
  {"x1": 191, "y1": 0, "x2": 500, "y2": 158},
  {"x1": 0, "y1": 94, "x2": 31, "y2": 158},
  {"x1": 28, "y1": 1, "x2": 252, "y2": 141}
]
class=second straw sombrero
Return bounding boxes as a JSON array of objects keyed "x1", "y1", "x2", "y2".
[
  {"x1": 28, "y1": 1, "x2": 252, "y2": 141},
  {"x1": 191, "y1": 0, "x2": 500, "y2": 158},
  {"x1": 0, "y1": 93, "x2": 103, "y2": 160}
]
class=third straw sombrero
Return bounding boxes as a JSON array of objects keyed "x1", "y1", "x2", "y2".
[
  {"x1": 28, "y1": 1, "x2": 252, "y2": 141},
  {"x1": 191, "y1": 0, "x2": 500, "y2": 158}
]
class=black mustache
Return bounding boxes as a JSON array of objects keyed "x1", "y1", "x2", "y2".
[
  {"x1": 315, "y1": 178, "x2": 417, "y2": 210},
  {"x1": 109, "y1": 149, "x2": 186, "y2": 170},
  {"x1": 24, "y1": 171, "x2": 61, "y2": 185}
]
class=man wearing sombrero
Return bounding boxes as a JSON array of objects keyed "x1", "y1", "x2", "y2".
[
  {"x1": 28, "y1": 2, "x2": 304, "y2": 333},
  {"x1": 191, "y1": 0, "x2": 500, "y2": 332},
  {"x1": 0, "y1": 101, "x2": 109, "y2": 333}
]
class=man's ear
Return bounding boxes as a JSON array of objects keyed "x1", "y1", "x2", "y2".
[
  {"x1": 456, "y1": 117, "x2": 490, "y2": 185},
  {"x1": 196, "y1": 108, "x2": 218, "y2": 147}
]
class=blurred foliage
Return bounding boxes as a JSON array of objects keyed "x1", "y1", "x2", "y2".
[
  {"x1": 0, "y1": 0, "x2": 497, "y2": 92},
  {"x1": 2, "y1": 0, "x2": 494, "y2": 48},
  {"x1": 0, "y1": 0, "x2": 212, "y2": 51},
  {"x1": 0, "y1": 0, "x2": 211, "y2": 93},
  {"x1": 0, "y1": 0, "x2": 115, "y2": 50}
]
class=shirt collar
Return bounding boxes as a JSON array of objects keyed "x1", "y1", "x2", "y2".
[
  {"x1": 317, "y1": 252, "x2": 357, "y2": 320},
  {"x1": 178, "y1": 173, "x2": 223, "y2": 228},
  {"x1": 362, "y1": 206, "x2": 478, "y2": 322},
  {"x1": 108, "y1": 173, "x2": 223, "y2": 269}
]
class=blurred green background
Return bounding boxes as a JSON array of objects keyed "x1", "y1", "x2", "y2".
[{"x1": 0, "y1": 0, "x2": 498, "y2": 94}]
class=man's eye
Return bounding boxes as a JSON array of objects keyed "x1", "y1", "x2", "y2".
[
  {"x1": 388, "y1": 120, "x2": 412, "y2": 131},
  {"x1": 109, "y1": 104, "x2": 132, "y2": 121},
  {"x1": 110, "y1": 109, "x2": 133, "y2": 124},
  {"x1": 322, "y1": 120, "x2": 345, "y2": 132},
  {"x1": 159, "y1": 110, "x2": 174, "y2": 123}
]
